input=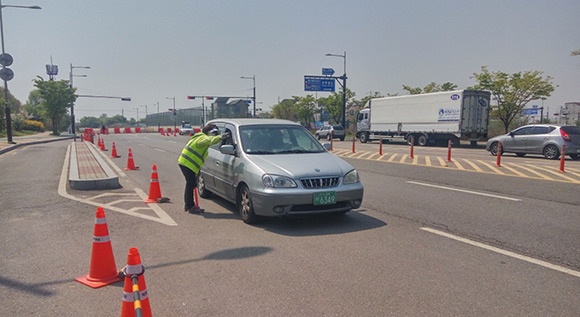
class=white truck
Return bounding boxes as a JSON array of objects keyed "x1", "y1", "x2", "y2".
[{"x1": 356, "y1": 90, "x2": 491, "y2": 146}]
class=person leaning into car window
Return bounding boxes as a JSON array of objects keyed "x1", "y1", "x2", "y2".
[{"x1": 178, "y1": 123, "x2": 229, "y2": 214}]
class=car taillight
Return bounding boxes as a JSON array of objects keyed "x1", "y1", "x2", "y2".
[{"x1": 560, "y1": 129, "x2": 572, "y2": 142}]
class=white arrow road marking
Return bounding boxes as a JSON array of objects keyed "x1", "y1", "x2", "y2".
[{"x1": 59, "y1": 145, "x2": 177, "y2": 226}]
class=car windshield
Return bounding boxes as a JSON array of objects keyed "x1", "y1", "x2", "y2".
[
  {"x1": 240, "y1": 125, "x2": 326, "y2": 154},
  {"x1": 182, "y1": 124, "x2": 192, "y2": 128},
  {"x1": 332, "y1": 125, "x2": 344, "y2": 130}
]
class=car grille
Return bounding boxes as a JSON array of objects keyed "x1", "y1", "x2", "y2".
[{"x1": 300, "y1": 177, "x2": 340, "y2": 189}]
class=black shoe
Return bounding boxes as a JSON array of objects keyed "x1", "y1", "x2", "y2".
[{"x1": 189, "y1": 206, "x2": 205, "y2": 214}]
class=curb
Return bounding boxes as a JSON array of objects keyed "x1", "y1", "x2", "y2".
[
  {"x1": 68, "y1": 142, "x2": 121, "y2": 190},
  {"x1": 0, "y1": 136, "x2": 74, "y2": 155}
]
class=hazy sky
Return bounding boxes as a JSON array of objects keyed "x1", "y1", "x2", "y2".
[{"x1": 5, "y1": 0, "x2": 580, "y2": 121}]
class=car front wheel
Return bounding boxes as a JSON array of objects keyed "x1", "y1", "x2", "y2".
[
  {"x1": 238, "y1": 184, "x2": 257, "y2": 224},
  {"x1": 197, "y1": 174, "x2": 212, "y2": 198},
  {"x1": 489, "y1": 142, "x2": 503, "y2": 156},
  {"x1": 543, "y1": 144, "x2": 560, "y2": 160},
  {"x1": 316, "y1": 134, "x2": 321, "y2": 140}
]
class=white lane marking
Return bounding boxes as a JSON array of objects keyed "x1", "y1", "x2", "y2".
[
  {"x1": 155, "y1": 148, "x2": 166, "y2": 152},
  {"x1": 420, "y1": 227, "x2": 580, "y2": 278},
  {"x1": 407, "y1": 181, "x2": 522, "y2": 201},
  {"x1": 58, "y1": 145, "x2": 177, "y2": 226}
]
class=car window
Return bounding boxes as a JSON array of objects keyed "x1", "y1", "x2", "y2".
[
  {"x1": 531, "y1": 126, "x2": 550, "y2": 134},
  {"x1": 561, "y1": 126, "x2": 580, "y2": 135},
  {"x1": 333, "y1": 125, "x2": 344, "y2": 131},
  {"x1": 513, "y1": 127, "x2": 534, "y2": 135},
  {"x1": 241, "y1": 125, "x2": 325, "y2": 154}
]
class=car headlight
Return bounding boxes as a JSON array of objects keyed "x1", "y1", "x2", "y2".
[
  {"x1": 343, "y1": 169, "x2": 360, "y2": 184},
  {"x1": 262, "y1": 174, "x2": 297, "y2": 188}
]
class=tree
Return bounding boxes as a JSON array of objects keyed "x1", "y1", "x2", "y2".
[
  {"x1": 472, "y1": 66, "x2": 556, "y2": 133},
  {"x1": 402, "y1": 82, "x2": 458, "y2": 94},
  {"x1": 271, "y1": 97, "x2": 299, "y2": 121},
  {"x1": 318, "y1": 88, "x2": 355, "y2": 125},
  {"x1": 0, "y1": 87, "x2": 22, "y2": 134},
  {"x1": 294, "y1": 94, "x2": 317, "y2": 127},
  {"x1": 33, "y1": 77, "x2": 77, "y2": 135}
]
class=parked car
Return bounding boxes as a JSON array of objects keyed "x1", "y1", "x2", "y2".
[
  {"x1": 197, "y1": 119, "x2": 364, "y2": 224},
  {"x1": 315, "y1": 125, "x2": 345, "y2": 141},
  {"x1": 486, "y1": 124, "x2": 580, "y2": 160},
  {"x1": 179, "y1": 123, "x2": 194, "y2": 135}
]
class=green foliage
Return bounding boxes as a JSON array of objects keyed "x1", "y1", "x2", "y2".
[
  {"x1": 402, "y1": 82, "x2": 458, "y2": 94},
  {"x1": 472, "y1": 66, "x2": 556, "y2": 133},
  {"x1": 13, "y1": 119, "x2": 45, "y2": 132},
  {"x1": 271, "y1": 97, "x2": 299, "y2": 121},
  {"x1": 295, "y1": 94, "x2": 317, "y2": 128},
  {"x1": 0, "y1": 86, "x2": 23, "y2": 134},
  {"x1": 317, "y1": 88, "x2": 355, "y2": 125},
  {"x1": 33, "y1": 77, "x2": 77, "y2": 135}
]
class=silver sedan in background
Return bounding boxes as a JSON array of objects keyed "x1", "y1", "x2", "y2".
[
  {"x1": 197, "y1": 119, "x2": 364, "y2": 224},
  {"x1": 486, "y1": 124, "x2": 580, "y2": 160}
]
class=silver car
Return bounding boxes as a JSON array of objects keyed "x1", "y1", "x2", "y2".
[
  {"x1": 197, "y1": 119, "x2": 364, "y2": 224},
  {"x1": 486, "y1": 124, "x2": 580, "y2": 160},
  {"x1": 315, "y1": 125, "x2": 346, "y2": 141}
]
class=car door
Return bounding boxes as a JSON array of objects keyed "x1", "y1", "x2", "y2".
[
  {"x1": 526, "y1": 126, "x2": 551, "y2": 154},
  {"x1": 212, "y1": 124, "x2": 238, "y2": 200},
  {"x1": 502, "y1": 126, "x2": 533, "y2": 152}
]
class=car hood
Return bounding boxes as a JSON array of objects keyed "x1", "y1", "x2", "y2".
[{"x1": 248, "y1": 152, "x2": 354, "y2": 177}]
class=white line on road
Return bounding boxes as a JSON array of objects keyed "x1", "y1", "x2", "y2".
[
  {"x1": 420, "y1": 227, "x2": 580, "y2": 278},
  {"x1": 407, "y1": 181, "x2": 522, "y2": 201}
]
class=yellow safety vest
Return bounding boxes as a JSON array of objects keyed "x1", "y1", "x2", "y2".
[{"x1": 178, "y1": 132, "x2": 222, "y2": 173}]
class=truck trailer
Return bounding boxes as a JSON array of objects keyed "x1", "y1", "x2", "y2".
[{"x1": 356, "y1": 90, "x2": 491, "y2": 146}]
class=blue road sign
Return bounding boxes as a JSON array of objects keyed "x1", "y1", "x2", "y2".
[
  {"x1": 521, "y1": 109, "x2": 539, "y2": 115},
  {"x1": 304, "y1": 76, "x2": 335, "y2": 92},
  {"x1": 322, "y1": 68, "x2": 335, "y2": 76}
]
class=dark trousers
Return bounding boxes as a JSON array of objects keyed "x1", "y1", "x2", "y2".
[{"x1": 179, "y1": 164, "x2": 198, "y2": 210}]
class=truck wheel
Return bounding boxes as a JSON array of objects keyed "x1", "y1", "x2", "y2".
[
  {"x1": 417, "y1": 134, "x2": 428, "y2": 146},
  {"x1": 359, "y1": 133, "x2": 369, "y2": 143}
]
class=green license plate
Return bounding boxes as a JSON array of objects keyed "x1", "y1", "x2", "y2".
[{"x1": 313, "y1": 191, "x2": 336, "y2": 206}]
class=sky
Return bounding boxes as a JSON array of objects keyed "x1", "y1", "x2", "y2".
[{"x1": 4, "y1": 0, "x2": 580, "y2": 121}]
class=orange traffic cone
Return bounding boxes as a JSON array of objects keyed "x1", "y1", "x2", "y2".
[
  {"x1": 110, "y1": 142, "x2": 121, "y2": 158},
  {"x1": 194, "y1": 187, "x2": 199, "y2": 207},
  {"x1": 75, "y1": 207, "x2": 122, "y2": 288},
  {"x1": 145, "y1": 164, "x2": 162, "y2": 203},
  {"x1": 120, "y1": 247, "x2": 152, "y2": 317},
  {"x1": 100, "y1": 139, "x2": 107, "y2": 151},
  {"x1": 125, "y1": 148, "x2": 138, "y2": 171}
]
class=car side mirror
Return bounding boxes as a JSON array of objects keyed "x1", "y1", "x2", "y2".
[
  {"x1": 220, "y1": 144, "x2": 236, "y2": 155},
  {"x1": 508, "y1": 132, "x2": 515, "y2": 136}
]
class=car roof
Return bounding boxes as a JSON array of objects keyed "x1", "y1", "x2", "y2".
[{"x1": 207, "y1": 118, "x2": 301, "y2": 127}]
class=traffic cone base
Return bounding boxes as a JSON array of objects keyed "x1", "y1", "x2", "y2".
[{"x1": 75, "y1": 207, "x2": 122, "y2": 289}]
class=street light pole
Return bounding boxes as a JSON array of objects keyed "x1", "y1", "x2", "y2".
[
  {"x1": 166, "y1": 97, "x2": 176, "y2": 131},
  {"x1": 69, "y1": 64, "x2": 90, "y2": 140},
  {"x1": 325, "y1": 51, "x2": 347, "y2": 128},
  {"x1": 241, "y1": 75, "x2": 256, "y2": 118},
  {"x1": 0, "y1": 1, "x2": 41, "y2": 144}
]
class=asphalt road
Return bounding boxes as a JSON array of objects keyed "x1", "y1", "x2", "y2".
[{"x1": 1, "y1": 135, "x2": 579, "y2": 316}]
